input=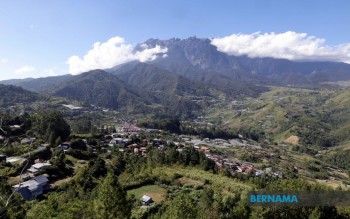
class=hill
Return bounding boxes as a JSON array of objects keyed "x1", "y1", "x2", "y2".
[
  {"x1": 0, "y1": 75, "x2": 73, "y2": 92},
  {"x1": 109, "y1": 62, "x2": 225, "y2": 118},
  {"x1": 204, "y1": 87, "x2": 350, "y2": 147},
  {"x1": 50, "y1": 70, "x2": 148, "y2": 112},
  {"x1": 0, "y1": 84, "x2": 42, "y2": 107}
]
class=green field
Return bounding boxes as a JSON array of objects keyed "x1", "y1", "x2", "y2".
[
  {"x1": 149, "y1": 166, "x2": 254, "y2": 193},
  {"x1": 127, "y1": 184, "x2": 167, "y2": 203}
]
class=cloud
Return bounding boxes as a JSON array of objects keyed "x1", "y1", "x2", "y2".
[
  {"x1": 14, "y1": 65, "x2": 35, "y2": 74},
  {"x1": 211, "y1": 31, "x2": 350, "y2": 63},
  {"x1": 42, "y1": 67, "x2": 59, "y2": 76},
  {"x1": 0, "y1": 59, "x2": 8, "y2": 64},
  {"x1": 67, "y1": 36, "x2": 168, "y2": 74}
]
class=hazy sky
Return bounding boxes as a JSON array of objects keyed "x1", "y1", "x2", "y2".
[{"x1": 1, "y1": 0, "x2": 350, "y2": 80}]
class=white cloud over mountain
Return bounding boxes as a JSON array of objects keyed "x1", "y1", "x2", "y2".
[
  {"x1": 67, "y1": 36, "x2": 167, "y2": 74},
  {"x1": 14, "y1": 65, "x2": 35, "y2": 74},
  {"x1": 211, "y1": 31, "x2": 350, "y2": 63}
]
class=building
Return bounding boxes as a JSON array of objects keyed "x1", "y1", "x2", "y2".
[
  {"x1": 122, "y1": 126, "x2": 141, "y2": 133},
  {"x1": 31, "y1": 162, "x2": 51, "y2": 170},
  {"x1": 36, "y1": 146, "x2": 47, "y2": 151},
  {"x1": 141, "y1": 195, "x2": 153, "y2": 205},
  {"x1": 13, "y1": 175, "x2": 49, "y2": 200},
  {"x1": 21, "y1": 173, "x2": 31, "y2": 181},
  {"x1": 6, "y1": 156, "x2": 26, "y2": 164},
  {"x1": 58, "y1": 142, "x2": 70, "y2": 152},
  {"x1": 21, "y1": 138, "x2": 33, "y2": 145},
  {"x1": 27, "y1": 162, "x2": 51, "y2": 175},
  {"x1": 27, "y1": 167, "x2": 39, "y2": 175},
  {"x1": 9, "y1": 125, "x2": 21, "y2": 129},
  {"x1": 109, "y1": 138, "x2": 129, "y2": 147}
]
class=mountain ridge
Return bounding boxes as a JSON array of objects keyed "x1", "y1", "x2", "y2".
[
  {"x1": 50, "y1": 69, "x2": 148, "y2": 111},
  {"x1": 0, "y1": 84, "x2": 42, "y2": 107},
  {"x1": 2, "y1": 37, "x2": 350, "y2": 88},
  {"x1": 1, "y1": 37, "x2": 350, "y2": 118},
  {"x1": 141, "y1": 37, "x2": 350, "y2": 85}
]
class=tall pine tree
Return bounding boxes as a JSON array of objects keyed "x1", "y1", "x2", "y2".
[{"x1": 93, "y1": 172, "x2": 131, "y2": 219}]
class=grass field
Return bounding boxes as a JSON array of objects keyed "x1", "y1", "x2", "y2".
[
  {"x1": 127, "y1": 184, "x2": 167, "y2": 203},
  {"x1": 175, "y1": 177, "x2": 203, "y2": 186},
  {"x1": 149, "y1": 166, "x2": 254, "y2": 193}
]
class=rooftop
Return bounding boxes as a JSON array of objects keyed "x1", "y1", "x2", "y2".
[
  {"x1": 141, "y1": 195, "x2": 152, "y2": 202},
  {"x1": 31, "y1": 162, "x2": 51, "y2": 169},
  {"x1": 34, "y1": 175, "x2": 49, "y2": 185}
]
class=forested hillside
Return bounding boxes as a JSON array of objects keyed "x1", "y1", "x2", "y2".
[{"x1": 0, "y1": 84, "x2": 42, "y2": 107}]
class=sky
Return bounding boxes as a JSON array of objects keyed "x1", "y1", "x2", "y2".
[{"x1": 1, "y1": 0, "x2": 350, "y2": 80}]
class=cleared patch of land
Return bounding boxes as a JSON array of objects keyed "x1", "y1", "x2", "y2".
[
  {"x1": 175, "y1": 177, "x2": 203, "y2": 186},
  {"x1": 149, "y1": 166, "x2": 254, "y2": 193},
  {"x1": 52, "y1": 177, "x2": 73, "y2": 187},
  {"x1": 127, "y1": 184, "x2": 167, "y2": 202},
  {"x1": 8, "y1": 176, "x2": 21, "y2": 185},
  {"x1": 284, "y1": 135, "x2": 299, "y2": 145},
  {"x1": 315, "y1": 179, "x2": 345, "y2": 189}
]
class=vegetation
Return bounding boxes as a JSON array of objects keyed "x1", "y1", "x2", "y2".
[
  {"x1": 0, "y1": 84, "x2": 41, "y2": 107},
  {"x1": 35, "y1": 111, "x2": 71, "y2": 146},
  {"x1": 0, "y1": 107, "x2": 350, "y2": 218},
  {"x1": 2, "y1": 78, "x2": 350, "y2": 218}
]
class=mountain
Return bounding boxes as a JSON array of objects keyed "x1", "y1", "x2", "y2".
[
  {"x1": 2, "y1": 37, "x2": 350, "y2": 91},
  {"x1": 141, "y1": 37, "x2": 350, "y2": 85},
  {"x1": 2, "y1": 36, "x2": 350, "y2": 119},
  {"x1": 138, "y1": 38, "x2": 247, "y2": 81},
  {"x1": 108, "y1": 62, "x2": 222, "y2": 118},
  {"x1": 236, "y1": 56, "x2": 350, "y2": 84},
  {"x1": 110, "y1": 60, "x2": 267, "y2": 98},
  {"x1": 50, "y1": 70, "x2": 147, "y2": 111},
  {"x1": 109, "y1": 62, "x2": 213, "y2": 97},
  {"x1": 0, "y1": 84, "x2": 41, "y2": 107},
  {"x1": 0, "y1": 74, "x2": 73, "y2": 92},
  {"x1": 46, "y1": 67, "x2": 216, "y2": 118}
]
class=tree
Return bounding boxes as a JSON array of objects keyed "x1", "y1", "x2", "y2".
[
  {"x1": 197, "y1": 189, "x2": 217, "y2": 219},
  {"x1": 93, "y1": 172, "x2": 131, "y2": 219},
  {"x1": 74, "y1": 167, "x2": 96, "y2": 192},
  {"x1": 70, "y1": 139, "x2": 87, "y2": 150},
  {"x1": 51, "y1": 149, "x2": 66, "y2": 169},
  {"x1": 162, "y1": 192, "x2": 198, "y2": 219},
  {"x1": 70, "y1": 119, "x2": 92, "y2": 134},
  {"x1": 48, "y1": 132, "x2": 56, "y2": 147},
  {"x1": 111, "y1": 154, "x2": 126, "y2": 176},
  {"x1": 37, "y1": 111, "x2": 70, "y2": 145},
  {"x1": 89, "y1": 158, "x2": 107, "y2": 178}
]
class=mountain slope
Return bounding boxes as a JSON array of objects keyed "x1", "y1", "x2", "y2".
[
  {"x1": 108, "y1": 62, "x2": 220, "y2": 118},
  {"x1": 0, "y1": 75, "x2": 73, "y2": 92},
  {"x1": 109, "y1": 62, "x2": 213, "y2": 97},
  {"x1": 0, "y1": 84, "x2": 42, "y2": 107},
  {"x1": 50, "y1": 70, "x2": 146, "y2": 111},
  {"x1": 111, "y1": 60, "x2": 267, "y2": 98},
  {"x1": 236, "y1": 56, "x2": 350, "y2": 84}
]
